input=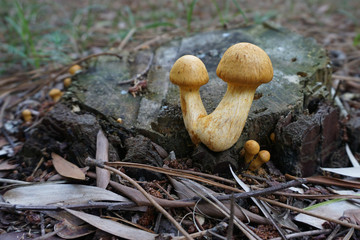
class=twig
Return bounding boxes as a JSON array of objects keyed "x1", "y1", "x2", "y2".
[
  {"x1": 86, "y1": 158, "x2": 193, "y2": 240},
  {"x1": 40, "y1": 213, "x2": 45, "y2": 236},
  {"x1": 226, "y1": 194, "x2": 234, "y2": 240},
  {"x1": 270, "y1": 229, "x2": 332, "y2": 240},
  {"x1": 33, "y1": 225, "x2": 66, "y2": 240},
  {"x1": 118, "y1": 28, "x2": 136, "y2": 50},
  {"x1": 105, "y1": 161, "x2": 243, "y2": 193},
  {"x1": 118, "y1": 52, "x2": 154, "y2": 85},
  {"x1": 31, "y1": 157, "x2": 45, "y2": 177},
  {"x1": 0, "y1": 95, "x2": 10, "y2": 129},
  {"x1": 272, "y1": 192, "x2": 360, "y2": 200},
  {"x1": 0, "y1": 178, "x2": 31, "y2": 185},
  {"x1": 326, "y1": 224, "x2": 341, "y2": 240},
  {"x1": 259, "y1": 197, "x2": 360, "y2": 230},
  {"x1": 332, "y1": 74, "x2": 360, "y2": 83},
  {"x1": 173, "y1": 222, "x2": 228, "y2": 240},
  {"x1": 343, "y1": 227, "x2": 354, "y2": 240}
]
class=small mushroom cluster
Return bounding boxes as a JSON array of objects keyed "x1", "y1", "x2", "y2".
[
  {"x1": 49, "y1": 64, "x2": 82, "y2": 103},
  {"x1": 243, "y1": 140, "x2": 270, "y2": 171},
  {"x1": 21, "y1": 65, "x2": 82, "y2": 123},
  {"x1": 170, "y1": 43, "x2": 273, "y2": 152}
]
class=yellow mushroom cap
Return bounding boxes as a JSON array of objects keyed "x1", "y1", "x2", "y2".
[
  {"x1": 216, "y1": 42, "x2": 273, "y2": 86},
  {"x1": 170, "y1": 55, "x2": 209, "y2": 87},
  {"x1": 257, "y1": 150, "x2": 271, "y2": 163},
  {"x1": 244, "y1": 140, "x2": 260, "y2": 155},
  {"x1": 69, "y1": 65, "x2": 82, "y2": 75},
  {"x1": 63, "y1": 78, "x2": 72, "y2": 88},
  {"x1": 22, "y1": 109, "x2": 32, "y2": 122},
  {"x1": 49, "y1": 88, "x2": 63, "y2": 102}
]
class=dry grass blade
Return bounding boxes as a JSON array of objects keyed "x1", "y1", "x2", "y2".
[
  {"x1": 105, "y1": 161, "x2": 242, "y2": 192},
  {"x1": 286, "y1": 174, "x2": 360, "y2": 189},
  {"x1": 269, "y1": 229, "x2": 331, "y2": 240},
  {"x1": 332, "y1": 74, "x2": 360, "y2": 83},
  {"x1": 343, "y1": 227, "x2": 354, "y2": 240},
  {"x1": 96, "y1": 130, "x2": 110, "y2": 188}
]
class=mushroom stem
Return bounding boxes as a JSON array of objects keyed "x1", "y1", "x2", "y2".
[
  {"x1": 179, "y1": 86, "x2": 207, "y2": 144},
  {"x1": 195, "y1": 84, "x2": 257, "y2": 152}
]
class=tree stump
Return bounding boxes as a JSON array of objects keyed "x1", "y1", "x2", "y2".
[{"x1": 24, "y1": 24, "x2": 336, "y2": 176}]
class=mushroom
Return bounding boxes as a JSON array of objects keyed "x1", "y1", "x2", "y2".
[
  {"x1": 63, "y1": 77, "x2": 72, "y2": 88},
  {"x1": 22, "y1": 109, "x2": 32, "y2": 123},
  {"x1": 49, "y1": 88, "x2": 63, "y2": 102},
  {"x1": 244, "y1": 140, "x2": 260, "y2": 164},
  {"x1": 169, "y1": 55, "x2": 209, "y2": 144},
  {"x1": 169, "y1": 43, "x2": 273, "y2": 152},
  {"x1": 248, "y1": 150, "x2": 270, "y2": 171},
  {"x1": 69, "y1": 64, "x2": 82, "y2": 75}
]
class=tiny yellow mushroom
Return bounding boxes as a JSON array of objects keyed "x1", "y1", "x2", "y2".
[
  {"x1": 270, "y1": 132, "x2": 276, "y2": 143},
  {"x1": 248, "y1": 150, "x2": 270, "y2": 171},
  {"x1": 49, "y1": 88, "x2": 63, "y2": 102},
  {"x1": 22, "y1": 109, "x2": 32, "y2": 123},
  {"x1": 244, "y1": 140, "x2": 260, "y2": 165},
  {"x1": 63, "y1": 77, "x2": 72, "y2": 88},
  {"x1": 116, "y1": 118, "x2": 123, "y2": 124},
  {"x1": 68, "y1": 64, "x2": 82, "y2": 75}
]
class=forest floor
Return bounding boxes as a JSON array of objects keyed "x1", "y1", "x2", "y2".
[{"x1": 0, "y1": 1, "x2": 360, "y2": 239}]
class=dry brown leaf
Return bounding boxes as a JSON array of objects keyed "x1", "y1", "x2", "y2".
[
  {"x1": 52, "y1": 153, "x2": 85, "y2": 180},
  {"x1": 343, "y1": 209, "x2": 360, "y2": 225},
  {"x1": 65, "y1": 209, "x2": 157, "y2": 240},
  {"x1": 95, "y1": 130, "x2": 110, "y2": 188},
  {"x1": 0, "y1": 160, "x2": 19, "y2": 171},
  {"x1": 55, "y1": 219, "x2": 95, "y2": 239}
]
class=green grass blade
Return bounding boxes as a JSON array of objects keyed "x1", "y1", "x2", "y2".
[
  {"x1": 231, "y1": 0, "x2": 248, "y2": 23},
  {"x1": 142, "y1": 22, "x2": 177, "y2": 30},
  {"x1": 186, "y1": 0, "x2": 198, "y2": 32}
]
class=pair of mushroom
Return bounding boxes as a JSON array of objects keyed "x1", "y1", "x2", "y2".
[
  {"x1": 243, "y1": 140, "x2": 270, "y2": 171},
  {"x1": 170, "y1": 43, "x2": 273, "y2": 152}
]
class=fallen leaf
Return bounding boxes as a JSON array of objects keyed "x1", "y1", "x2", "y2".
[
  {"x1": 55, "y1": 219, "x2": 95, "y2": 239},
  {"x1": 0, "y1": 160, "x2": 19, "y2": 171},
  {"x1": 346, "y1": 144, "x2": 359, "y2": 167},
  {"x1": 65, "y1": 209, "x2": 158, "y2": 240},
  {"x1": 3, "y1": 183, "x2": 129, "y2": 205},
  {"x1": 52, "y1": 153, "x2": 85, "y2": 180},
  {"x1": 294, "y1": 199, "x2": 360, "y2": 229},
  {"x1": 96, "y1": 130, "x2": 110, "y2": 189},
  {"x1": 44, "y1": 210, "x2": 85, "y2": 226},
  {"x1": 321, "y1": 167, "x2": 360, "y2": 178},
  {"x1": 0, "y1": 232, "x2": 61, "y2": 239},
  {"x1": 342, "y1": 209, "x2": 360, "y2": 225}
]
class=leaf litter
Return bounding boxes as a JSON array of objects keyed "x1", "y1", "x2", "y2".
[{"x1": 0, "y1": 1, "x2": 360, "y2": 239}]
